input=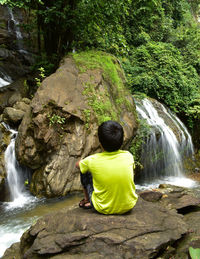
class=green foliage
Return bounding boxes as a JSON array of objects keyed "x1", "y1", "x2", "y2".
[
  {"x1": 188, "y1": 90, "x2": 200, "y2": 119},
  {"x1": 82, "y1": 79, "x2": 117, "y2": 125},
  {"x1": 73, "y1": 50, "x2": 123, "y2": 88},
  {"x1": 2, "y1": 0, "x2": 200, "y2": 131},
  {"x1": 24, "y1": 179, "x2": 29, "y2": 186},
  {"x1": 48, "y1": 114, "x2": 66, "y2": 126},
  {"x1": 35, "y1": 67, "x2": 46, "y2": 87},
  {"x1": 169, "y1": 22, "x2": 200, "y2": 74},
  {"x1": 122, "y1": 41, "x2": 200, "y2": 121},
  {"x1": 189, "y1": 247, "x2": 200, "y2": 259},
  {"x1": 75, "y1": 0, "x2": 131, "y2": 56},
  {"x1": 74, "y1": 50, "x2": 131, "y2": 126},
  {"x1": 31, "y1": 54, "x2": 56, "y2": 76},
  {"x1": 129, "y1": 118, "x2": 150, "y2": 168},
  {"x1": 83, "y1": 109, "x2": 91, "y2": 129}
]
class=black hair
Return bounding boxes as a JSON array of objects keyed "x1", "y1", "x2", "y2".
[{"x1": 98, "y1": 120, "x2": 124, "y2": 152}]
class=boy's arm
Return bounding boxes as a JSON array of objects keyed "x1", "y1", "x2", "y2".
[
  {"x1": 76, "y1": 156, "x2": 90, "y2": 173},
  {"x1": 75, "y1": 160, "x2": 80, "y2": 169}
]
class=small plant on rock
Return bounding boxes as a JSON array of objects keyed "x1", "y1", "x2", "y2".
[
  {"x1": 35, "y1": 67, "x2": 46, "y2": 87},
  {"x1": 48, "y1": 114, "x2": 66, "y2": 126}
]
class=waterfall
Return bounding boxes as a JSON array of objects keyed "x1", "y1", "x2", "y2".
[
  {"x1": 3, "y1": 123, "x2": 33, "y2": 208},
  {"x1": 0, "y1": 77, "x2": 10, "y2": 88},
  {"x1": 7, "y1": 7, "x2": 23, "y2": 51},
  {"x1": 135, "y1": 98, "x2": 195, "y2": 187},
  {"x1": 7, "y1": 7, "x2": 34, "y2": 65},
  {"x1": 0, "y1": 68, "x2": 12, "y2": 88}
]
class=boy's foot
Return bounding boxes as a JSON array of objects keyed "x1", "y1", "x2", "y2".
[
  {"x1": 79, "y1": 198, "x2": 89, "y2": 207},
  {"x1": 79, "y1": 199, "x2": 92, "y2": 209},
  {"x1": 82, "y1": 202, "x2": 92, "y2": 209}
]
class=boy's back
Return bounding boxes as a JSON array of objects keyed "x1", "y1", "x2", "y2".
[{"x1": 80, "y1": 149, "x2": 138, "y2": 214}]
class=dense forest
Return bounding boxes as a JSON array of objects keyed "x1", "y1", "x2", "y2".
[{"x1": 1, "y1": 0, "x2": 200, "y2": 130}]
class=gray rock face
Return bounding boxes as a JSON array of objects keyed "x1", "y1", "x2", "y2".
[
  {"x1": 2, "y1": 198, "x2": 188, "y2": 259},
  {"x1": 15, "y1": 52, "x2": 138, "y2": 197}
]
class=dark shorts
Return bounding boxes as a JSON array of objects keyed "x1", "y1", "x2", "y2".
[{"x1": 80, "y1": 172, "x2": 94, "y2": 206}]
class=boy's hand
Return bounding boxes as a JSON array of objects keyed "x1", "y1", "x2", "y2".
[{"x1": 76, "y1": 160, "x2": 80, "y2": 169}]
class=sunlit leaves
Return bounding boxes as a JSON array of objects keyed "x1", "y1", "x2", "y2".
[{"x1": 122, "y1": 41, "x2": 200, "y2": 118}]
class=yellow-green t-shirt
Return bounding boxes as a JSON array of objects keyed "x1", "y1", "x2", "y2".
[{"x1": 79, "y1": 150, "x2": 138, "y2": 214}]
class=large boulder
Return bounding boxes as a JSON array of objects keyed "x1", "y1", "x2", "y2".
[
  {"x1": 2, "y1": 198, "x2": 188, "y2": 259},
  {"x1": 3, "y1": 184, "x2": 200, "y2": 259},
  {"x1": 2, "y1": 97, "x2": 31, "y2": 125},
  {"x1": 16, "y1": 51, "x2": 138, "y2": 197}
]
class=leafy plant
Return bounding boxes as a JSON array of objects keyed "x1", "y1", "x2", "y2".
[
  {"x1": 83, "y1": 109, "x2": 91, "y2": 129},
  {"x1": 74, "y1": 51, "x2": 131, "y2": 125},
  {"x1": 122, "y1": 41, "x2": 200, "y2": 124},
  {"x1": 48, "y1": 114, "x2": 66, "y2": 126},
  {"x1": 35, "y1": 67, "x2": 46, "y2": 87},
  {"x1": 129, "y1": 118, "x2": 151, "y2": 168},
  {"x1": 189, "y1": 247, "x2": 200, "y2": 259}
]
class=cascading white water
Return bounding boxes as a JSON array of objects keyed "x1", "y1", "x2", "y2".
[
  {"x1": 167, "y1": 108, "x2": 194, "y2": 157},
  {"x1": 7, "y1": 7, "x2": 34, "y2": 65},
  {"x1": 2, "y1": 123, "x2": 34, "y2": 208},
  {"x1": 0, "y1": 68, "x2": 12, "y2": 88},
  {"x1": 5, "y1": 130, "x2": 25, "y2": 200},
  {"x1": 135, "y1": 98, "x2": 196, "y2": 188},
  {"x1": 0, "y1": 77, "x2": 10, "y2": 87},
  {"x1": 7, "y1": 7, "x2": 23, "y2": 51}
]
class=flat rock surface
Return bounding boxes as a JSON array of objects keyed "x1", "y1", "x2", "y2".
[
  {"x1": 3, "y1": 198, "x2": 187, "y2": 259},
  {"x1": 3, "y1": 185, "x2": 200, "y2": 259}
]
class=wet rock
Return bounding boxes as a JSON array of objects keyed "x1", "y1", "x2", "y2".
[
  {"x1": 158, "y1": 184, "x2": 200, "y2": 212},
  {"x1": 139, "y1": 190, "x2": 163, "y2": 202},
  {"x1": 2, "y1": 198, "x2": 188, "y2": 259}
]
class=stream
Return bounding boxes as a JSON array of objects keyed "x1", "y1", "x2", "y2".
[
  {"x1": 0, "y1": 193, "x2": 82, "y2": 257},
  {"x1": 0, "y1": 124, "x2": 83, "y2": 258}
]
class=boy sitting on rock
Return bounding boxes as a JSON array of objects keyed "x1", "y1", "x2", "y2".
[{"x1": 76, "y1": 120, "x2": 138, "y2": 214}]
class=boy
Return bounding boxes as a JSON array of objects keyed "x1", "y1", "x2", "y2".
[{"x1": 76, "y1": 120, "x2": 138, "y2": 214}]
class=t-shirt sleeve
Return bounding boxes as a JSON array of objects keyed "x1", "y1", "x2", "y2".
[
  {"x1": 79, "y1": 156, "x2": 91, "y2": 174},
  {"x1": 127, "y1": 151, "x2": 135, "y2": 170}
]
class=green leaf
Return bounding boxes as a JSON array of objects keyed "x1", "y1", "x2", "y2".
[{"x1": 189, "y1": 247, "x2": 200, "y2": 259}]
